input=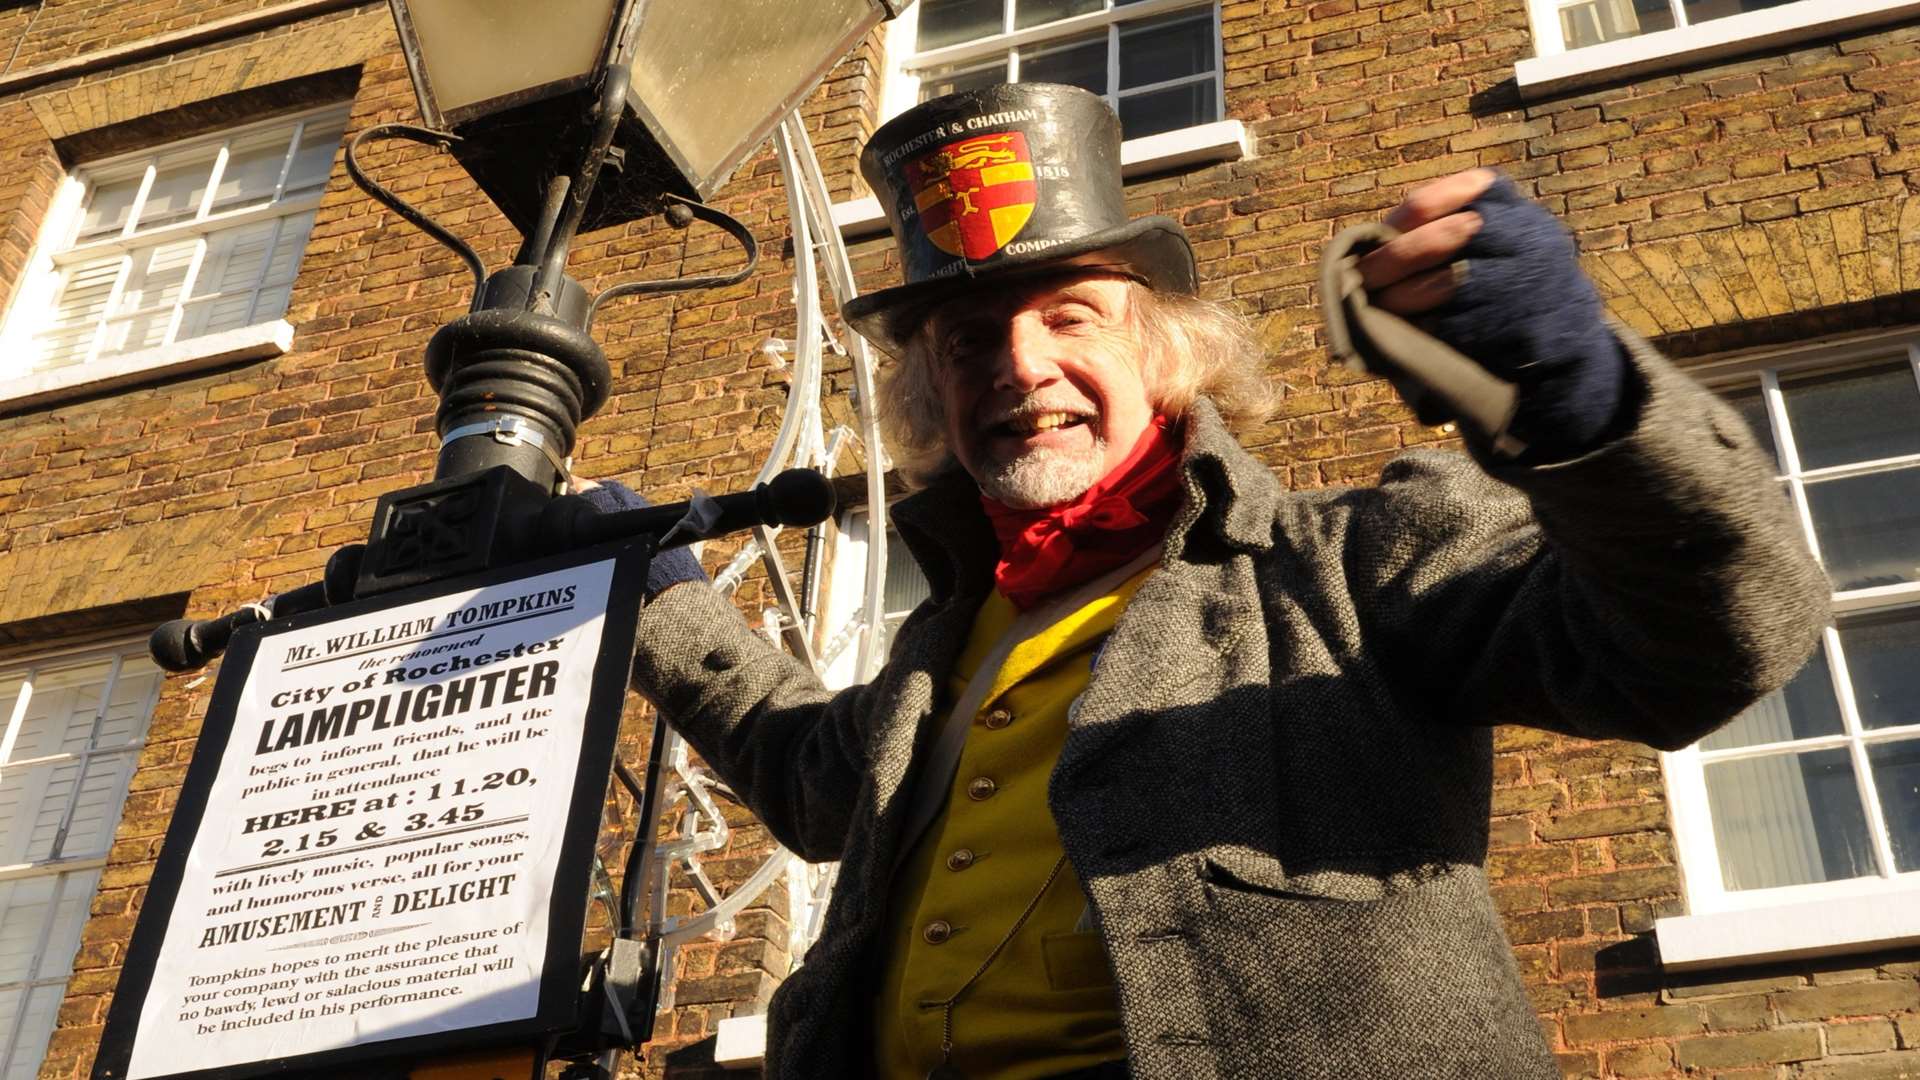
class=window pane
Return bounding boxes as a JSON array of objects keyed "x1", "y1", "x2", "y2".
[
  {"x1": 1021, "y1": 34, "x2": 1106, "y2": 97},
  {"x1": 132, "y1": 147, "x2": 218, "y2": 232},
  {"x1": 917, "y1": 0, "x2": 1004, "y2": 50},
  {"x1": 1559, "y1": 0, "x2": 1675, "y2": 49},
  {"x1": 1720, "y1": 387, "x2": 1777, "y2": 464},
  {"x1": 8, "y1": 984, "x2": 67, "y2": 1080},
  {"x1": 0, "y1": 877, "x2": 54, "y2": 982},
  {"x1": 1120, "y1": 12, "x2": 1213, "y2": 90},
  {"x1": 881, "y1": 526, "x2": 932, "y2": 616},
  {"x1": 1869, "y1": 738, "x2": 1920, "y2": 872},
  {"x1": 1118, "y1": 79, "x2": 1215, "y2": 139},
  {"x1": 1015, "y1": 0, "x2": 1102, "y2": 29},
  {"x1": 920, "y1": 61, "x2": 1010, "y2": 101},
  {"x1": 57, "y1": 753, "x2": 137, "y2": 860},
  {"x1": 1701, "y1": 643, "x2": 1842, "y2": 750},
  {"x1": 37, "y1": 256, "x2": 122, "y2": 370},
  {"x1": 113, "y1": 239, "x2": 198, "y2": 317},
  {"x1": 1838, "y1": 610, "x2": 1920, "y2": 731},
  {"x1": 41, "y1": 870, "x2": 97, "y2": 985},
  {"x1": 1803, "y1": 465, "x2": 1920, "y2": 591},
  {"x1": 1705, "y1": 747, "x2": 1876, "y2": 891},
  {"x1": 212, "y1": 130, "x2": 293, "y2": 212},
  {"x1": 1780, "y1": 362, "x2": 1920, "y2": 471},
  {"x1": 76, "y1": 171, "x2": 144, "y2": 241},
  {"x1": 1680, "y1": 0, "x2": 1804, "y2": 25},
  {"x1": 262, "y1": 210, "x2": 318, "y2": 287},
  {"x1": 282, "y1": 116, "x2": 346, "y2": 197}
]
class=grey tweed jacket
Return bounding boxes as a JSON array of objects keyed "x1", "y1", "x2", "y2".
[{"x1": 630, "y1": 340, "x2": 1828, "y2": 1080}]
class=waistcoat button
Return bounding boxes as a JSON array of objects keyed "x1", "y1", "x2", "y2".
[
  {"x1": 983, "y1": 707, "x2": 1013, "y2": 729},
  {"x1": 966, "y1": 776, "x2": 997, "y2": 801},
  {"x1": 946, "y1": 848, "x2": 975, "y2": 871},
  {"x1": 923, "y1": 919, "x2": 953, "y2": 944}
]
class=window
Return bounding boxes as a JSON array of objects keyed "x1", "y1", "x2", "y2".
[
  {"x1": 1658, "y1": 345, "x2": 1920, "y2": 966},
  {"x1": 889, "y1": 0, "x2": 1223, "y2": 141},
  {"x1": 0, "y1": 104, "x2": 347, "y2": 391},
  {"x1": 0, "y1": 641, "x2": 160, "y2": 1080},
  {"x1": 1515, "y1": 0, "x2": 1920, "y2": 99},
  {"x1": 1545, "y1": 0, "x2": 1797, "y2": 50},
  {"x1": 817, "y1": 508, "x2": 932, "y2": 689}
]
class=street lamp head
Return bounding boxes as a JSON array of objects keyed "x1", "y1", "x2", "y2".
[{"x1": 387, "y1": 0, "x2": 898, "y2": 235}]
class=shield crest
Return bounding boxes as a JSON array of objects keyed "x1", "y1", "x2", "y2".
[{"x1": 905, "y1": 131, "x2": 1038, "y2": 261}]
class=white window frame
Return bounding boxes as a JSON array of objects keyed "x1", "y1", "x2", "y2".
[
  {"x1": 0, "y1": 103, "x2": 348, "y2": 411},
  {"x1": 1516, "y1": 0, "x2": 1920, "y2": 99},
  {"x1": 0, "y1": 637, "x2": 160, "y2": 1079},
  {"x1": 835, "y1": 0, "x2": 1250, "y2": 236},
  {"x1": 1657, "y1": 330, "x2": 1920, "y2": 970}
]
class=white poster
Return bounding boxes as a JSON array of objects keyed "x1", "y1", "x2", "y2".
[{"x1": 125, "y1": 559, "x2": 618, "y2": 1079}]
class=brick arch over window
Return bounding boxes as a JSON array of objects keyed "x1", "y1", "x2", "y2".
[{"x1": 1583, "y1": 195, "x2": 1920, "y2": 349}]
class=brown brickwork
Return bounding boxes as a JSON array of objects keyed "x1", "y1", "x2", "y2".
[{"x1": 0, "y1": 0, "x2": 1916, "y2": 1078}]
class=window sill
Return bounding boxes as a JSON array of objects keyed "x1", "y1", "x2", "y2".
[
  {"x1": 1655, "y1": 888, "x2": 1920, "y2": 972},
  {"x1": 830, "y1": 119, "x2": 1252, "y2": 238},
  {"x1": 0, "y1": 320, "x2": 294, "y2": 413},
  {"x1": 1515, "y1": 0, "x2": 1920, "y2": 100}
]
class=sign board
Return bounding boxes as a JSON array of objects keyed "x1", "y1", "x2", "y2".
[{"x1": 95, "y1": 542, "x2": 649, "y2": 1080}]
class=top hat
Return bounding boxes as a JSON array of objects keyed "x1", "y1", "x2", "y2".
[{"x1": 841, "y1": 82, "x2": 1197, "y2": 357}]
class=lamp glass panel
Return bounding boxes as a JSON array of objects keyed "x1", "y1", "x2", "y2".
[
  {"x1": 627, "y1": 0, "x2": 881, "y2": 191},
  {"x1": 400, "y1": 0, "x2": 615, "y2": 118}
]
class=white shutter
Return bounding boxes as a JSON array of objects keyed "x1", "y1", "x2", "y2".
[
  {"x1": 35, "y1": 256, "x2": 124, "y2": 371},
  {"x1": 0, "y1": 645, "x2": 155, "y2": 1080}
]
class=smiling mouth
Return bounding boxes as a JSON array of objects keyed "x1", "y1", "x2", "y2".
[{"x1": 994, "y1": 411, "x2": 1091, "y2": 437}]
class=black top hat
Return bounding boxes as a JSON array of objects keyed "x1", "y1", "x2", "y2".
[{"x1": 841, "y1": 82, "x2": 1197, "y2": 357}]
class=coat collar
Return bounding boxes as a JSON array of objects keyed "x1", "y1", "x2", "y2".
[{"x1": 890, "y1": 397, "x2": 1279, "y2": 602}]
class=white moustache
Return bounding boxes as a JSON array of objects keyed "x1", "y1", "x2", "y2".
[{"x1": 980, "y1": 400, "x2": 1096, "y2": 427}]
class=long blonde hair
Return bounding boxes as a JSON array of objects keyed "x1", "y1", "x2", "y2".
[{"x1": 874, "y1": 281, "x2": 1276, "y2": 485}]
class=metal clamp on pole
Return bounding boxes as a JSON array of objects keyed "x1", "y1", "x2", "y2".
[{"x1": 441, "y1": 416, "x2": 574, "y2": 483}]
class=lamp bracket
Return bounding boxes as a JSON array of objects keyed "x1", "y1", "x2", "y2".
[
  {"x1": 585, "y1": 194, "x2": 759, "y2": 327},
  {"x1": 344, "y1": 123, "x2": 489, "y2": 312}
]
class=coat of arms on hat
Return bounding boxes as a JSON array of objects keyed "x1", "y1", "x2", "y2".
[{"x1": 903, "y1": 131, "x2": 1038, "y2": 261}]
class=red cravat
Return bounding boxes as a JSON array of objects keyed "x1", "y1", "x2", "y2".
[{"x1": 981, "y1": 416, "x2": 1183, "y2": 611}]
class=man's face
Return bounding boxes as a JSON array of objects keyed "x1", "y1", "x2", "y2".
[{"x1": 926, "y1": 272, "x2": 1155, "y2": 509}]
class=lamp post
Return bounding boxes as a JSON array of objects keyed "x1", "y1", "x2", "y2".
[{"x1": 131, "y1": 5, "x2": 897, "y2": 1078}]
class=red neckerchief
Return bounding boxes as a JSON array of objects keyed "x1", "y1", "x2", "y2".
[{"x1": 981, "y1": 415, "x2": 1182, "y2": 611}]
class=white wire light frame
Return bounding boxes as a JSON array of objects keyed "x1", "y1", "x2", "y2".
[
  {"x1": 26, "y1": 103, "x2": 350, "y2": 375},
  {"x1": 887, "y1": 0, "x2": 1226, "y2": 135},
  {"x1": 0, "y1": 639, "x2": 160, "y2": 1079},
  {"x1": 1664, "y1": 342, "x2": 1920, "y2": 916}
]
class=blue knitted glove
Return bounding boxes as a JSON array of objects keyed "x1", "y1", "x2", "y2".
[
  {"x1": 579, "y1": 480, "x2": 709, "y2": 596},
  {"x1": 1421, "y1": 175, "x2": 1631, "y2": 459}
]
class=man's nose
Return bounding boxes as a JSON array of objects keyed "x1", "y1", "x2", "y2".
[{"x1": 992, "y1": 316, "x2": 1063, "y2": 393}]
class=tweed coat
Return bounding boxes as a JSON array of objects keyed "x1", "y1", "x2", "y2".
[{"x1": 629, "y1": 339, "x2": 1829, "y2": 1080}]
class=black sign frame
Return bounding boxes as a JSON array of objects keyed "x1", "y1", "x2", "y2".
[{"x1": 93, "y1": 538, "x2": 651, "y2": 1080}]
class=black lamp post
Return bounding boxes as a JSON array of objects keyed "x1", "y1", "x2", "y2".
[{"x1": 152, "y1": 0, "x2": 895, "y2": 659}]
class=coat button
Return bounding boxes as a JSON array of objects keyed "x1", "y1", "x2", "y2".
[
  {"x1": 983, "y1": 707, "x2": 1013, "y2": 729},
  {"x1": 966, "y1": 776, "x2": 997, "y2": 801},
  {"x1": 923, "y1": 919, "x2": 953, "y2": 944},
  {"x1": 946, "y1": 848, "x2": 976, "y2": 871}
]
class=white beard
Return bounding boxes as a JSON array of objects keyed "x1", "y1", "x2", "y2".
[{"x1": 976, "y1": 438, "x2": 1109, "y2": 509}]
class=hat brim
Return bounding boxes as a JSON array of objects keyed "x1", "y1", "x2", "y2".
[{"x1": 841, "y1": 215, "x2": 1196, "y2": 358}]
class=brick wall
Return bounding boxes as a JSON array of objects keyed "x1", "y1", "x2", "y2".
[{"x1": 0, "y1": 0, "x2": 1914, "y2": 1077}]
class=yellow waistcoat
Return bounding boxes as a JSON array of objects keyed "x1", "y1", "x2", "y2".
[{"x1": 874, "y1": 569, "x2": 1151, "y2": 1080}]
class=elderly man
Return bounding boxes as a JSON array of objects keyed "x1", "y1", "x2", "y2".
[{"x1": 593, "y1": 84, "x2": 1827, "y2": 1080}]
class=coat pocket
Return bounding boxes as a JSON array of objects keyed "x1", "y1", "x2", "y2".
[{"x1": 1200, "y1": 845, "x2": 1459, "y2": 903}]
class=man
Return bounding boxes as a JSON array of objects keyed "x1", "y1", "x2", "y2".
[{"x1": 595, "y1": 84, "x2": 1827, "y2": 1079}]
